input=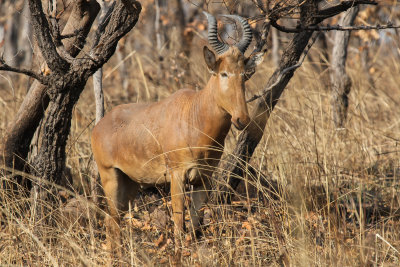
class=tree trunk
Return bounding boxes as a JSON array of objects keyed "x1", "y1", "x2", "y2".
[
  {"x1": 2, "y1": 0, "x2": 100, "y2": 191},
  {"x1": 90, "y1": 0, "x2": 108, "y2": 205},
  {"x1": 219, "y1": 1, "x2": 320, "y2": 201},
  {"x1": 31, "y1": 82, "x2": 84, "y2": 185},
  {"x1": 2, "y1": 80, "x2": 48, "y2": 184},
  {"x1": 30, "y1": 0, "x2": 141, "y2": 187},
  {"x1": 330, "y1": 7, "x2": 359, "y2": 128},
  {"x1": 173, "y1": 0, "x2": 191, "y2": 77},
  {"x1": 91, "y1": 67, "x2": 104, "y2": 204}
]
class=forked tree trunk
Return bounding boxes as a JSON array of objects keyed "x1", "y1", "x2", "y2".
[
  {"x1": 2, "y1": 0, "x2": 141, "y2": 198},
  {"x1": 2, "y1": 81, "x2": 49, "y2": 189},
  {"x1": 2, "y1": 0, "x2": 100, "y2": 191},
  {"x1": 29, "y1": 0, "x2": 141, "y2": 188},
  {"x1": 330, "y1": 7, "x2": 359, "y2": 128}
]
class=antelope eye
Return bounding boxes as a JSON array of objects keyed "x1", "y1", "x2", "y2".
[{"x1": 221, "y1": 72, "x2": 228, "y2": 78}]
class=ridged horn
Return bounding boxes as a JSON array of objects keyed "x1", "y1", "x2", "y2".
[
  {"x1": 222, "y1": 14, "x2": 253, "y2": 54},
  {"x1": 203, "y1": 11, "x2": 229, "y2": 55}
]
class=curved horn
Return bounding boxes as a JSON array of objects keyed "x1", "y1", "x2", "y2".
[
  {"x1": 222, "y1": 15, "x2": 253, "y2": 54},
  {"x1": 203, "y1": 11, "x2": 229, "y2": 55}
]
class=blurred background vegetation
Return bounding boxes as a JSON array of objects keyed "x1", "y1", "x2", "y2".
[{"x1": 0, "y1": 0, "x2": 399, "y2": 265}]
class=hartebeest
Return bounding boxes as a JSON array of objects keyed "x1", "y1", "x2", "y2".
[{"x1": 91, "y1": 12, "x2": 263, "y2": 253}]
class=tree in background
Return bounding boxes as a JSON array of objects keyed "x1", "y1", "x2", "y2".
[
  {"x1": 330, "y1": 7, "x2": 360, "y2": 129},
  {"x1": 217, "y1": 0, "x2": 381, "y2": 200}
]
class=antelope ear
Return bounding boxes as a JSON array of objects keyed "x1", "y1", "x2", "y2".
[
  {"x1": 244, "y1": 52, "x2": 264, "y2": 72},
  {"x1": 203, "y1": 46, "x2": 218, "y2": 74}
]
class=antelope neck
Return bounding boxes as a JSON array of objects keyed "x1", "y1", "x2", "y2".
[{"x1": 188, "y1": 76, "x2": 231, "y2": 137}]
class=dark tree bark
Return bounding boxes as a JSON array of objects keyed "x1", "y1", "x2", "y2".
[
  {"x1": 2, "y1": 0, "x2": 100, "y2": 190},
  {"x1": 330, "y1": 7, "x2": 360, "y2": 128},
  {"x1": 218, "y1": 0, "x2": 375, "y2": 201},
  {"x1": 219, "y1": 1, "x2": 319, "y2": 202},
  {"x1": 2, "y1": 0, "x2": 142, "y2": 195},
  {"x1": 29, "y1": 0, "x2": 142, "y2": 186}
]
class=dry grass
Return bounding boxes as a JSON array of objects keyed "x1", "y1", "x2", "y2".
[{"x1": 1, "y1": 24, "x2": 400, "y2": 266}]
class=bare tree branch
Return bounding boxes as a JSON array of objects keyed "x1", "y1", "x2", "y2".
[
  {"x1": 244, "y1": 21, "x2": 271, "y2": 81},
  {"x1": 246, "y1": 32, "x2": 320, "y2": 103},
  {"x1": 89, "y1": 0, "x2": 141, "y2": 70},
  {"x1": 2, "y1": 0, "x2": 100, "y2": 193},
  {"x1": 28, "y1": 0, "x2": 70, "y2": 73},
  {"x1": 90, "y1": 0, "x2": 114, "y2": 208},
  {"x1": 0, "y1": 58, "x2": 49, "y2": 85},
  {"x1": 271, "y1": 22, "x2": 400, "y2": 33},
  {"x1": 28, "y1": 0, "x2": 142, "y2": 184},
  {"x1": 60, "y1": 0, "x2": 100, "y2": 57},
  {"x1": 91, "y1": 1, "x2": 116, "y2": 49},
  {"x1": 317, "y1": 0, "x2": 377, "y2": 22},
  {"x1": 267, "y1": 0, "x2": 378, "y2": 33}
]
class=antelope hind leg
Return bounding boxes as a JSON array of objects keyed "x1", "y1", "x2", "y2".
[{"x1": 100, "y1": 167, "x2": 139, "y2": 263}]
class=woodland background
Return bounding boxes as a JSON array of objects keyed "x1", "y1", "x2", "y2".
[{"x1": 0, "y1": 0, "x2": 400, "y2": 266}]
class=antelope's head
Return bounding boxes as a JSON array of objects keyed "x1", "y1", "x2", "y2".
[{"x1": 203, "y1": 12, "x2": 263, "y2": 130}]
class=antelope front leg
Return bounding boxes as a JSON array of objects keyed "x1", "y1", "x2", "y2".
[{"x1": 170, "y1": 171, "x2": 185, "y2": 254}]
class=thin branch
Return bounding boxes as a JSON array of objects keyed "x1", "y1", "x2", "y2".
[
  {"x1": 91, "y1": 1, "x2": 116, "y2": 50},
  {"x1": 271, "y1": 21, "x2": 400, "y2": 33},
  {"x1": 0, "y1": 59, "x2": 49, "y2": 85},
  {"x1": 90, "y1": 0, "x2": 141, "y2": 69},
  {"x1": 317, "y1": 0, "x2": 378, "y2": 22},
  {"x1": 266, "y1": 0, "x2": 377, "y2": 33},
  {"x1": 252, "y1": 21, "x2": 271, "y2": 54},
  {"x1": 252, "y1": 0, "x2": 266, "y2": 13},
  {"x1": 247, "y1": 32, "x2": 320, "y2": 103}
]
